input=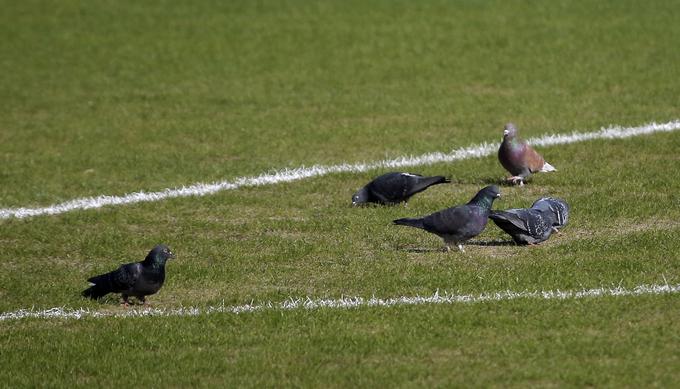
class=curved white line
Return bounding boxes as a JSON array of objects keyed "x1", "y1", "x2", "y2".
[
  {"x1": 1, "y1": 282, "x2": 678, "y2": 321},
  {"x1": 2, "y1": 120, "x2": 679, "y2": 220}
]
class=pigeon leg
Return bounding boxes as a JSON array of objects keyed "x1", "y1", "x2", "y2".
[
  {"x1": 140, "y1": 296, "x2": 151, "y2": 307},
  {"x1": 121, "y1": 295, "x2": 130, "y2": 308},
  {"x1": 514, "y1": 177, "x2": 525, "y2": 186},
  {"x1": 506, "y1": 176, "x2": 525, "y2": 186}
]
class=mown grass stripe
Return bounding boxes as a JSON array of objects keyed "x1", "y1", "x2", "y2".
[
  {"x1": 2, "y1": 119, "x2": 679, "y2": 220},
  {"x1": 2, "y1": 282, "x2": 678, "y2": 321}
]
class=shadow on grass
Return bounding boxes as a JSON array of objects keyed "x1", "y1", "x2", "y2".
[
  {"x1": 466, "y1": 239, "x2": 517, "y2": 247},
  {"x1": 398, "y1": 239, "x2": 516, "y2": 252},
  {"x1": 85, "y1": 295, "x2": 150, "y2": 307},
  {"x1": 400, "y1": 246, "x2": 447, "y2": 253},
  {"x1": 451, "y1": 176, "x2": 517, "y2": 187},
  {"x1": 451, "y1": 176, "x2": 546, "y2": 188}
]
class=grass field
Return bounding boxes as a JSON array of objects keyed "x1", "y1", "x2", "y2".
[{"x1": 2, "y1": 0, "x2": 680, "y2": 387}]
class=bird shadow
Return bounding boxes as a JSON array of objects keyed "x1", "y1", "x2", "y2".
[
  {"x1": 465, "y1": 239, "x2": 517, "y2": 247},
  {"x1": 452, "y1": 176, "x2": 511, "y2": 187},
  {"x1": 398, "y1": 239, "x2": 516, "y2": 252},
  {"x1": 400, "y1": 246, "x2": 447, "y2": 253},
  {"x1": 91, "y1": 296, "x2": 149, "y2": 307}
]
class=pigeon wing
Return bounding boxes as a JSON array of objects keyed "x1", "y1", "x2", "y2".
[
  {"x1": 404, "y1": 174, "x2": 450, "y2": 198},
  {"x1": 490, "y1": 209, "x2": 531, "y2": 234},
  {"x1": 368, "y1": 172, "x2": 411, "y2": 204},
  {"x1": 423, "y1": 205, "x2": 488, "y2": 238},
  {"x1": 88, "y1": 262, "x2": 140, "y2": 293},
  {"x1": 82, "y1": 262, "x2": 141, "y2": 299},
  {"x1": 523, "y1": 145, "x2": 547, "y2": 173},
  {"x1": 490, "y1": 208, "x2": 553, "y2": 244}
]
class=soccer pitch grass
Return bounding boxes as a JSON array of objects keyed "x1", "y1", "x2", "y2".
[{"x1": 2, "y1": 0, "x2": 680, "y2": 387}]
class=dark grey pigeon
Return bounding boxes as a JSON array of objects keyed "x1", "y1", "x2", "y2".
[
  {"x1": 489, "y1": 208, "x2": 556, "y2": 245},
  {"x1": 498, "y1": 123, "x2": 556, "y2": 186},
  {"x1": 531, "y1": 197, "x2": 570, "y2": 232},
  {"x1": 353, "y1": 172, "x2": 450, "y2": 206},
  {"x1": 82, "y1": 244, "x2": 175, "y2": 306},
  {"x1": 393, "y1": 185, "x2": 501, "y2": 252}
]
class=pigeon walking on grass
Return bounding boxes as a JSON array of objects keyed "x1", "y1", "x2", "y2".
[
  {"x1": 82, "y1": 244, "x2": 175, "y2": 306},
  {"x1": 498, "y1": 123, "x2": 556, "y2": 186},
  {"x1": 531, "y1": 197, "x2": 570, "y2": 232},
  {"x1": 393, "y1": 185, "x2": 501, "y2": 252},
  {"x1": 352, "y1": 172, "x2": 451, "y2": 206}
]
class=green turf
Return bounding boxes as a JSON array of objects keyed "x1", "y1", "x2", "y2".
[{"x1": 2, "y1": 0, "x2": 680, "y2": 387}]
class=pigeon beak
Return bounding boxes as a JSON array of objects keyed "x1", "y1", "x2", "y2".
[
  {"x1": 169, "y1": 252, "x2": 175, "y2": 259},
  {"x1": 503, "y1": 129, "x2": 509, "y2": 137}
]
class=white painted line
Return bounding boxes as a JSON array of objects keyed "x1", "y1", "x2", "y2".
[
  {"x1": 1, "y1": 282, "x2": 678, "y2": 321},
  {"x1": 2, "y1": 119, "x2": 679, "y2": 220}
]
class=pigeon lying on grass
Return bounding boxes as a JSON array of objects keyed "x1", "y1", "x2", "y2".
[
  {"x1": 531, "y1": 197, "x2": 570, "y2": 232},
  {"x1": 498, "y1": 123, "x2": 556, "y2": 186},
  {"x1": 82, "y1": 244, "x2": 175, "y2": 306},
  {"x1": 489, "y1": 208, "x2": 555, "y2": 245},
  {"x1": 490, "y1": 197, "x2": 570, "y2": 245},
  {"x1": 352, "y1": 172, "x2": 451, "y2": 206},
  {"x1": 393, "y1": 185, "x2": 501, "y2": 252}
]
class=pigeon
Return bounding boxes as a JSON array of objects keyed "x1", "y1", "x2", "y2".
[
  {"x1": 352, "y1": 172, "x2": 451, "y2": 206},
  {"x1": 82, "y1": 244, "x2": 175, "y2": 306},
  {"x1": 393, "y1": 185, "x2": 501, "y2": 252},
  {"x1": 498, "y1": 123, "x2": 556, "y2": 185},
  {"x1": 531, "y1": 197, "x2": 570, "y2": 232},
  {"x1": 489, "y1": 208, "x2": 556, "y2": 245}
]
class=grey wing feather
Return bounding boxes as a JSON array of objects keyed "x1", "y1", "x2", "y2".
[
  {"x1": 89, "y1": 263, "x2": 140, "y2": 291},
  {"x1": 404, "y1": 175, "x2": 449, "y2": 197},
  {"x1": 369, "y1": 173, "x2": 411, "y2": 203},
  {"x1": 490, "y1": 208, "x2": 553, "y2": 244},
  {"x1": 423, "y1": 205, "x2": 488, "y2": 238}
]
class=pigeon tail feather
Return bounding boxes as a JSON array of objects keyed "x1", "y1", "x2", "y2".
[
  {"x1": 393, "y1": 217, "x2": 425, "y2": 229},
  {"x1": 540, "y1": 161, "x2": 556, "y2": 172},
  {"x1": 81, "y1": 284, "x2": 109, "y2": 300}
]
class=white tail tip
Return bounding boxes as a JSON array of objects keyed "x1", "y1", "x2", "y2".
[{"x1": 541, "y1": 162, "x2": 557, "y2": 172}]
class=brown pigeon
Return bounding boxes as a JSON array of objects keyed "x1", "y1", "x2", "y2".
[{"x1": 498, "y1": 123, "x2": 556, "y2": 186}]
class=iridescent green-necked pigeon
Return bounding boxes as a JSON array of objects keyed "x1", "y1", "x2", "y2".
[
  {"x1": 393, "y1": 185, "x2": 501, "y2": 252},
  {"x1": 498, "y1": 123, "x2": 556, "y2": 186},
  {"x1": 82, "y1": 244, "x2": 175, "y2": 306},
  {"x1": 352, "y1": 172, "x2": 450, "y2": 206}
]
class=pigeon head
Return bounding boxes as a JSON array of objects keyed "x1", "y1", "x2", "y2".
[
  {"x1": 503, "y1": 123, "x2": 518, "y2": 139},
  {"x1": 145, "y1": 244, "x2": 175, "y2": 265},
  {"x1": 468, "y1": 185, "x2": 501, "y2": 208},
  {"x1": 351, "y1": 187, "x2": 369, "y2": 206}
]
